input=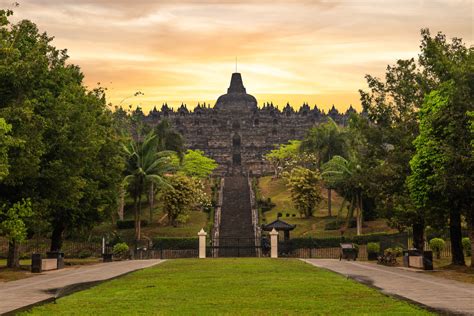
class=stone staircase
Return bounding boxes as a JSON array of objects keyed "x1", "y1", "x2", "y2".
[{"x1": 218, "y1": 175, "x2": 256, "y2": 257}]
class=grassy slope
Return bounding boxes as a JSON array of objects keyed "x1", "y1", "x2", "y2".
[
  {"x1": 258, "y1": 176, "x2": 396, "y2": 237},
  {"x1": 25, "y1": 259, "x2": 430, "y2": 315}
]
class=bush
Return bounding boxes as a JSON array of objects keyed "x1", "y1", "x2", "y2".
[
  {"x1": 384, "y1": 247, "x2": 403, "y2": 257},
  {"x1": 324, "y1": 218, "x2": 356, "y2": 231},
  {"x1": 277, "y1": 212, "x2": 282, "y2": 218},
  {"x1": 257, "y1": 197, "x2": 276, "y2": 213},
  {"x1": 116, "y1": 220, "x2": 148, "y2": 229},
  {"x1": 367, "y1": 242, "x2": 380, "y2": 254},
  {"x1": 287, "y1": 232, "x2": 408, "y2": 249},
  {"x1": 113, "y1": 242, "x2": 129, "y2": 259},
  {"x1": 462, "y1": 237, "x2": 471, "y2": 256},
  {"x1": 77, "y1": 250, "x2": 93, "y2": 259},
  {"x1": 429, "y1": 238, "x2": 445, "y2": 259},
  {"x1": 152, "y1": 237, "x2": 199, "y2": 250}
]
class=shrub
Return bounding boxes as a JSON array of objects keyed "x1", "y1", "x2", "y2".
[
  {"x1": 286, "y1": 213, "x2": 290, "y2": 217},
  {"x1": 286, "y1": 232, "x2": 407, "y2": 249},
  {"x1": 429, "y1": 238, "x2": 445, "y2": 259},
  {"x1": 257, "y1": 197, "x2": 276, "y2": 213},
  {"x1": 152, "y1": 237, "x2": 199, "y2": 250},
  {"x1": 116, "y1": 220, "x2": 148, "y2": 229},
  {"x1": 292, "y1": 214, "x2": 296, "y2": 217},
  {"x1": 277, "y1": 212, "x2": 282, "y2": 218},
  {"x1": 324, "y1": 218, "x2": 356, "y2": 231},
  {"x1": 462, "y1": 237, "x2": 471, "y2": 256},
  {"x1": 367, "y1": 242, "x2": 380, "y2": 254},
  {"x1": 113, "y1": 242, "x2": 129, "y2": 259},
  {"x1": 384, "y1": 247, "x2": 403, "y2": 257},
  {"x1": 77, "y1": 250, "x2": 93, "y2": 259}
]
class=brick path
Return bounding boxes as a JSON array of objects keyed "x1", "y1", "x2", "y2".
[
  {"x1": 0, "y1": 259, "x2": 162, "y2": 314},
  {"x1": 303, "y1": 259, "x2": 474, "y2": 315}
]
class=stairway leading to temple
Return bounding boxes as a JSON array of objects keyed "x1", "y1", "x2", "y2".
[{"x1": 218, "y1": 175, "x2": 256, "y2": 257}]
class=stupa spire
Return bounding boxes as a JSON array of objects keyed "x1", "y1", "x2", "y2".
[{"x1": 227, "y1": 72, "x2": 246, "y2": 94}]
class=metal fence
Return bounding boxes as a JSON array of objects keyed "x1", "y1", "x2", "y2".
[{"x1": 0, "y1": 239, "x2": 105, "y2": 259}]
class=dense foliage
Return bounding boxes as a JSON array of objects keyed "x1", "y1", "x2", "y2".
[{"x1": 283, "y1": 167, "x2": 322, "y2": 218}]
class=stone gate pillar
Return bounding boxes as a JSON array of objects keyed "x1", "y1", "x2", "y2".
[
  {"x1": 270, "y1": 228, "x2": 278, "y2": 258},
  {"x1": 198, "y1": 228, "x2": 207, "y2": 259}
]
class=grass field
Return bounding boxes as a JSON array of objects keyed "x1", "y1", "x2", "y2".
[{"x1": 25, "y1": 259, "x2": 431, "y2": 315}]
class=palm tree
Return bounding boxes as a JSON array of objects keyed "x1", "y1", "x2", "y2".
[
  {"x1": 322, "y1": 155, "x2": 364, "y2": 235},
  {"x1": 122, "y1": 132, "x2": 173, "y2": 241},
  {"x1": 145, "y1": 119, "x2": 186, "y2": 222},
  {"x1": 301, "y1": 118, "x2": 347, "y2": 216}
]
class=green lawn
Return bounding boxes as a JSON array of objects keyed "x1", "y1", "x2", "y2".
[{"x1": 25, "y1": 259, "x2": 431, "y2": 315}]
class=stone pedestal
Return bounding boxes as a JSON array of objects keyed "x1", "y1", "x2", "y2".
[
  {"x1": 270, "y1": 228, "x2": 278, "y2": 258},
  {"x1": 198, "y1": 228, "x2": 207, "y2": 259}
]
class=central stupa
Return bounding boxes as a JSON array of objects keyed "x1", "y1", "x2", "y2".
[{"x1": 214, "y1": 73, "x2": 258, "y2": 112}]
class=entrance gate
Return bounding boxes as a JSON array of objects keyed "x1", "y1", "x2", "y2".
[{"x1": 208, "y1": 237, "x2": 262, "y2": 257}]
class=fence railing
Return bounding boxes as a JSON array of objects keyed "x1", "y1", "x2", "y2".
[{"x1": 0, "y1": 239, "x2": 105, "y2": 259}]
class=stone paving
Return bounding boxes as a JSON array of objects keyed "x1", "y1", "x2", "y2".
[
  {"x1": 303, "y1": 259, "x2": 474, "y2": 315},
  {"x1": 0, "y1": 259, "x2": 162, "y2": 314}
]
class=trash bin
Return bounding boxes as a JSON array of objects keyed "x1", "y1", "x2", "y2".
[
  {"x1": 423, "y1": 251, "x2": 433, "y2": 270},
  {"x1": 403, "y1": 251, "x2": 409, "y2": 267},
  {"x1": 31, "y1": 253, "x2": 42, "y2": 273},
  {"x1": 46, "y1": 251, "x2": 65, "y2": 269}
]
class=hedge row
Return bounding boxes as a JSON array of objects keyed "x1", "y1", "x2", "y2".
[
  {"x1": 286, "y1": 232, "x2": 409, "y2": 249},
  {"x1": 116, "y1": 220, "x2": 148, "y2": 229},
  {"x1": 152, "y1": 237, "x2": 199, "y2": 250}
]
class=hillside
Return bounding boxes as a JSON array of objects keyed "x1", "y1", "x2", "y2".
[{"x1": 257, "y1": 176, "x2": 396, "y2": 237}]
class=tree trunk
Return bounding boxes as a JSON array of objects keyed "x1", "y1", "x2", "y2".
[
  {"x1": 468, "y1": 213, "x2": 474, "y2": 269},
  {"x1": 117, "y1": 187, "x2": 125, "y2": 221},
  {"x1": 7, "y1": 240, "x2": 20, "y2": 268},
  {"x1": 133, "y1": 194, "x2": 138, "y2": 242},
  {"x1": 356, "y1": 194, "x2": 362, "y2": 236},
  {"x1": 449, "y1": 210, "x2": 465, "y2": 266},
  {"x1": 412, "y1": 220, "x2": 425, "y2": 251},
  {"x1": 327, "y1": 188, "x2": 332, "y2": 217},
  {"x1": 50, "y1": 223, "x2": 65, "y2": 252},
  {"x1": 136, "y1": 192, "x2": 142, "y2": 241},
  {"x1": 148, "y1": 183, "x2": 154, "y2": 223}
]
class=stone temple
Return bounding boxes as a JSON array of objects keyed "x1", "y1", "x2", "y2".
[{"x1": 143, "y1": 72, "x2": 356, "y2": 175}]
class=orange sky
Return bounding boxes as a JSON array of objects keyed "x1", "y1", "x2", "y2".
[{"x1": 4, "y1": 0, "x2": 473, "y2": 113}]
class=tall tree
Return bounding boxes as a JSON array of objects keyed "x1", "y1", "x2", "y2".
[
  {"x1": 172, "y1": 149, "x2": 218, "y2": 179},
  {"x1": 283, "y1": 167, "x2": 322, "y2": 218},
  {"x1": 0, "y1": 10, "x2": 124, "y2": 252},
  {"x1": 123, "y1": 132, "x2": 173, "y2": 240},
  {"x1": 409, "y1": 80, "x2": 473, "y2": 266},
  {"x1": 322, "y1": 155, "x2": 366, "y2": 235},
  {"x1": 301, "y1": 119, "x2": 347, "y2": 216}
]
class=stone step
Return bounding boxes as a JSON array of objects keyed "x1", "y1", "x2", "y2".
[{"x1": 219, "y1": 175, "x2": 256, "y2": 257}]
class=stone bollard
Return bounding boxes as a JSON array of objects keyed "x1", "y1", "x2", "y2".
[
  {"x1": 198, "y1": 228, "x2": 207, "y2": 259},
  {"x1": 270, "y1": 228, "x2": 278, "y2": 258}
]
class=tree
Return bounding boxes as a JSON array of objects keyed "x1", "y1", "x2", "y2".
[
  {"x1": 0, "y1": 199, "x2": 32, "y2": 268},
  {"x1": 123, "y1": 132, "x2": 173, "y2": 240},
  {"x1": 265, "y1": 140, "x2": 301, "y2": 178},
  {"x1": 0, "y1": 118, "x2": 18, "y2": 180},
  {"x1": 0, "y1": 10, "x2": 124, "y2": 252},
  {"x1": 322, "y1": 155, "x2": 366, "y2": 235},
  {"x1": 160, "y1": 174, "x2": 201, "y2": 227},
  {"x1": 172, "y1": 149, "x2": 218, "y2": 179},
  {"x1": 409, "y1": 81, "x2": 473, "y2": 266},
  {"x1": 283, "y1": 167, "x2": 322, "y2": 218},
  {"x1": 301, "y1": 119, "x2": 347, "y2": 216}
]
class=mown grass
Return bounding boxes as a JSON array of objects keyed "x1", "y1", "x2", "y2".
[{"x1": 25, "y1": 259, "x2": 431, "y2": 315}]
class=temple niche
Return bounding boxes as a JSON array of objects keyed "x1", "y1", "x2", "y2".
[{"x1": 143, "y1": 72, "x2": 357, "y2": 176}]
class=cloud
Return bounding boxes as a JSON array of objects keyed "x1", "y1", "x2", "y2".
[{"x1": 3, "y1": 0, "x2": 472, "y2": 114}]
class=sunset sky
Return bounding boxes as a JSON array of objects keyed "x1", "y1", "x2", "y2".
[{"x1": 4, "y1": 0, "x2": 473, "y2": 113}]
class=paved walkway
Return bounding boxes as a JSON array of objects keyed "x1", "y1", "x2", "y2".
[
  {"x1": 304, "y1": 259, "x2": 474, "y2": 315},
  {"x1": 0, "y1": 259, "x2": 162, "y2": 314}
]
